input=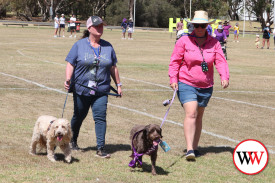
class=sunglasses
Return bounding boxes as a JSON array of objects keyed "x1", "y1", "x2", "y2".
[{"x1": 194, "y1": 24, "x2": 207, "y2": 29}]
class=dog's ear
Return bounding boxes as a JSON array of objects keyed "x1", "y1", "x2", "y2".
[
  {"x1": 47, "y1": 125, "x2": 56, "y2": 140},
  {"x1": 66, "y1": 121, "x2": 72, "y2": 139}
]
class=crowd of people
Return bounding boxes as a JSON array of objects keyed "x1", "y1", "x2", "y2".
[
  {"x1": 53, "y1": 14, "x2": 78, "y2": 38},
  {"x1": 176, "y1": 16, "x2": 274, "y2": 50}
]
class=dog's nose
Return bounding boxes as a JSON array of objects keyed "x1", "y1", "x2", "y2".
[{"x1": 57, "y1": 132, "x2": 62, "y2": 135}]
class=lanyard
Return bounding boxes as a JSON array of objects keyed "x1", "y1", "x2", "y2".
[
  {"x1": 195, "y1": 41, "x2": 209, "y2": 72},
  {"x1": 87, "y1": 38, "x2": 101, "y2": 60},
  {"x1": 195, "y1": 42, "x2": 206, "y2": 62},
  {"x1": 91, "y1": 45, "x2": 101, "y2": 59}
]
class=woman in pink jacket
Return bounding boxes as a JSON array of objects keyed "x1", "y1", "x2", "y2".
[{"x1": 169, "y1": 11, "x2": 230, "y2": 160}]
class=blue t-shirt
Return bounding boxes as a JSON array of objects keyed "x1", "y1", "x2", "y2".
[
  {"x1": 121, "y1": 22, "x2": 127, "y2": 29},
  {"x1": 66, "y1": 38, "x2": 117, "y2": 96},
  {"x1": 128, "y1": 22, "x2": 133, "y2": 28}
]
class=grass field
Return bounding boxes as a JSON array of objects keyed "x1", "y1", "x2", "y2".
[{"x1": 0, "y1": 25, "x2": 274, "y2": 183}]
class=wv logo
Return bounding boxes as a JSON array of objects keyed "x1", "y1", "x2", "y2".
[
  {"x1": 233, "y1": 139, "x2": 268, "y2": 175},
  {"x1": 236, "y1": 151, "x2": 264, "y2": 165}
]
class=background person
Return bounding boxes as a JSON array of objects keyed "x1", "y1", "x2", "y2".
[
  {"x1": 206, "y1": 24, "x2": 212, "y2": 36},
  {"x1": 64, "y1": 16, "x2": 122, "y2": 158},
  {"x1": 69, "y1": 14, "x2": 77, "y2": 38},
  {"x1": 214, "y1": 25, "x2": 227, "y2": 43},
  {"x1": 255, "y1": 35, "x2": 260, "y2": 48},
  {"x1": 223, "y1": 21, "x2": 231, "y2": 38},
  {"x1": 169, "y1": 10, "x2": 229, "y2": 161},
  {"x1": 127, "y1": 18, "x2": 134, "y2": 40},
  {"x1": 121, "y1": 18, "x2": 127, "y2": 39},
  {"x1": 176, "y1": 18, "x2": 184, "y2": 35},
  {"x1": 59, "y1": 14, "x2": 66, "y2": 37},
  {"x1": 261, "y1": 23, "x2": 271, "y2": 49},
  {"x1": 187, "y1": 22, "x2": 194, "y2": 34},
  {"x1": 273, "y1": 28, "x2": 275, "y2": 49},
  {"x1": 233, "y1": 23, "x2": 239, "y2": 42},
  {"x1": 54, "y1": 14, "x2": 59, "y2": 38}
]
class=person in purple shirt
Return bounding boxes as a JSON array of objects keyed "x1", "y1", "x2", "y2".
[
  {"x1": 206, "y1": 24, "x2": 212, "y2": 36},
  {"x1": 121, "y1": 18, "x2": 127, "y2": 39},
  {"x1": 214, "y1": 25, "x2": 227, "y2": 43},
  {"x1": 223, "y1": 21, "x2": 231, "y2": 37}
]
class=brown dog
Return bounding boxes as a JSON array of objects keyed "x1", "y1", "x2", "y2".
[{"x1": 130, "y1": 124, "x2": 162, "y2": 175}]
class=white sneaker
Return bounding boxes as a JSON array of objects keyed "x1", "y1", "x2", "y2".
[
  {"x1": 63, "y1": 35, "x2": 65, "y2": 38},
  {"x1": 69, "y1": 35, "x2": 72, "y2": 38},
  {"x1": 74, "y1": 35, "x2": 76, "y2": 38},
  {"x1": 54, "y1": 35, "x2": 57, "y2": 38}
]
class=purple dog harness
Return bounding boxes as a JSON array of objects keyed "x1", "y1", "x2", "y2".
[{"x1": 128, "y1": 90, "x2": 177, "y2": 168}]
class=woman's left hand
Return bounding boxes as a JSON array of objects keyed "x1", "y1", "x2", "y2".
[
  {"x1": 221, "y1": 80, "x2": 229, "y2": 89},
  {"x1": 117, "y1": 86, "x2": 122, "y2": 97}
]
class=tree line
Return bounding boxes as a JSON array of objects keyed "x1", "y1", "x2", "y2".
[{"x1": 0, "y1": 0, "x2": 273, "y2": 28}]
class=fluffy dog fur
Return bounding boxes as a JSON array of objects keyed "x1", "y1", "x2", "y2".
[
  {"x1": 130, "y1": 124, "x2": 162, "y2": 175},
  {"x1": 29, "y1": 115, "x2": 72, "y2": 163}
]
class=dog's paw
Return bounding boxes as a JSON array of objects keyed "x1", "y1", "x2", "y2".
[
  {"x1": 47, "y1": 155, "x2": 56, "y2": 162},
  {"x1": 29, "y1": 150, "x2": 36, "y2": 155},
  {"x1": 65, "y1": 155, "x2": 72, "y2": 163}
]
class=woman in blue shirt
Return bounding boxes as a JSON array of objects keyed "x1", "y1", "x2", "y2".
[{"x1": 64, "y1": 16, "x2": 122, "y2": 158}]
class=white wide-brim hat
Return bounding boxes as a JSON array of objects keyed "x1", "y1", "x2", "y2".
[{"x1": 185, "y1": 10, "x2": 216, "y2": 24}]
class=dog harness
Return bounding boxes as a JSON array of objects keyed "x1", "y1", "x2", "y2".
[
  {"x1": 47, "y1": 120, "x2": 55, "y2": 131},
  {"x1": 128, "y1": 130, "x2": 159, "y2": 168}
]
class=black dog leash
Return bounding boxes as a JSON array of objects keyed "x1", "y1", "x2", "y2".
[
  {"x1": 71, "y1": 81, "x2": 121, "y2": 97},
  {"x1": 61, "y1": 81, "x2": 120, "y2": 118},
  {"x1": 61, "y1": 91, "x2": 69, "y2": 118}
]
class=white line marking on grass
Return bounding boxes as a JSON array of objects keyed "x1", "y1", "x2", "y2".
[
  {"x1": 121, "y1": 77, "x2": 170, "y2": 89},
  {"x1": 0, "y1": 42, "x2": 42, "y2": 45},
  {"x1": 0, "y1": 88, "x2": 47, "y2": 90},
  {"x1": 212, "y1": 96, "x2": 275, "y2": 110},
  {"x1": 1, "y1": 72, "x2": 274, "y2": 153},
  {"x1": 123, "y1": 89, "x2": 171, "y2": 92},
  {"x1": 17, "y1": 49, "x2": 65, "y2": 66},
  {"x1": 122, "y1": 77, "x2": 275, "y2": 110},
  {"x1": 0, "y1": 72, "x2": 68, "y2": 95},
  {"x1": 215, "y1": 91, "x2": 275, "y2": 94}
]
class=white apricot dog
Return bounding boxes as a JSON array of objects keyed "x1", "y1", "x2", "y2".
[{"x1": 30, "y1": 115, "x2": 72, "y2": 163}]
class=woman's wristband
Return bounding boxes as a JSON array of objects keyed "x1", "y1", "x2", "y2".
[{"x1": 117, "y1": 83, "x2": 122, "y2": 87}]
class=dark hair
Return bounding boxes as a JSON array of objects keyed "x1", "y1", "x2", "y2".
[{"x1": 82, "y1": 30, "x2": 90, "y2": 39}]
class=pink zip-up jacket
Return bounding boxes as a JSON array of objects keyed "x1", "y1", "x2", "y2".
[{"x1": 169, "y1": 32, "x2": 229, "y2": 88}]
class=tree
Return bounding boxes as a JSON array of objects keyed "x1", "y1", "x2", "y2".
[
  {"x1": 105, "y1": 0, "x2": 129, "y2": 25},
  {"x1": 0, "y1": 0, "x2": 9, "y2": 18},
  {"x1": 227, "y1": 0, "x2": 242, "y2": 20},
  {"x1": 246, "y1": 0, "x2": 273, "y2": 28}
]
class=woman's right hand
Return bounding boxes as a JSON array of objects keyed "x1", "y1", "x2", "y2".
[
  {"x1": 64, "y1": 80, "x2": 70, "y2": 91},
  {"x1": 170, "y1": 83, "x2": 178, "y2": 91}
]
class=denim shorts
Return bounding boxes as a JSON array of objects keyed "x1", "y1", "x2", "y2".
[{"x1": 177, "y1": 82, "x2": 213, "y2": 107}]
